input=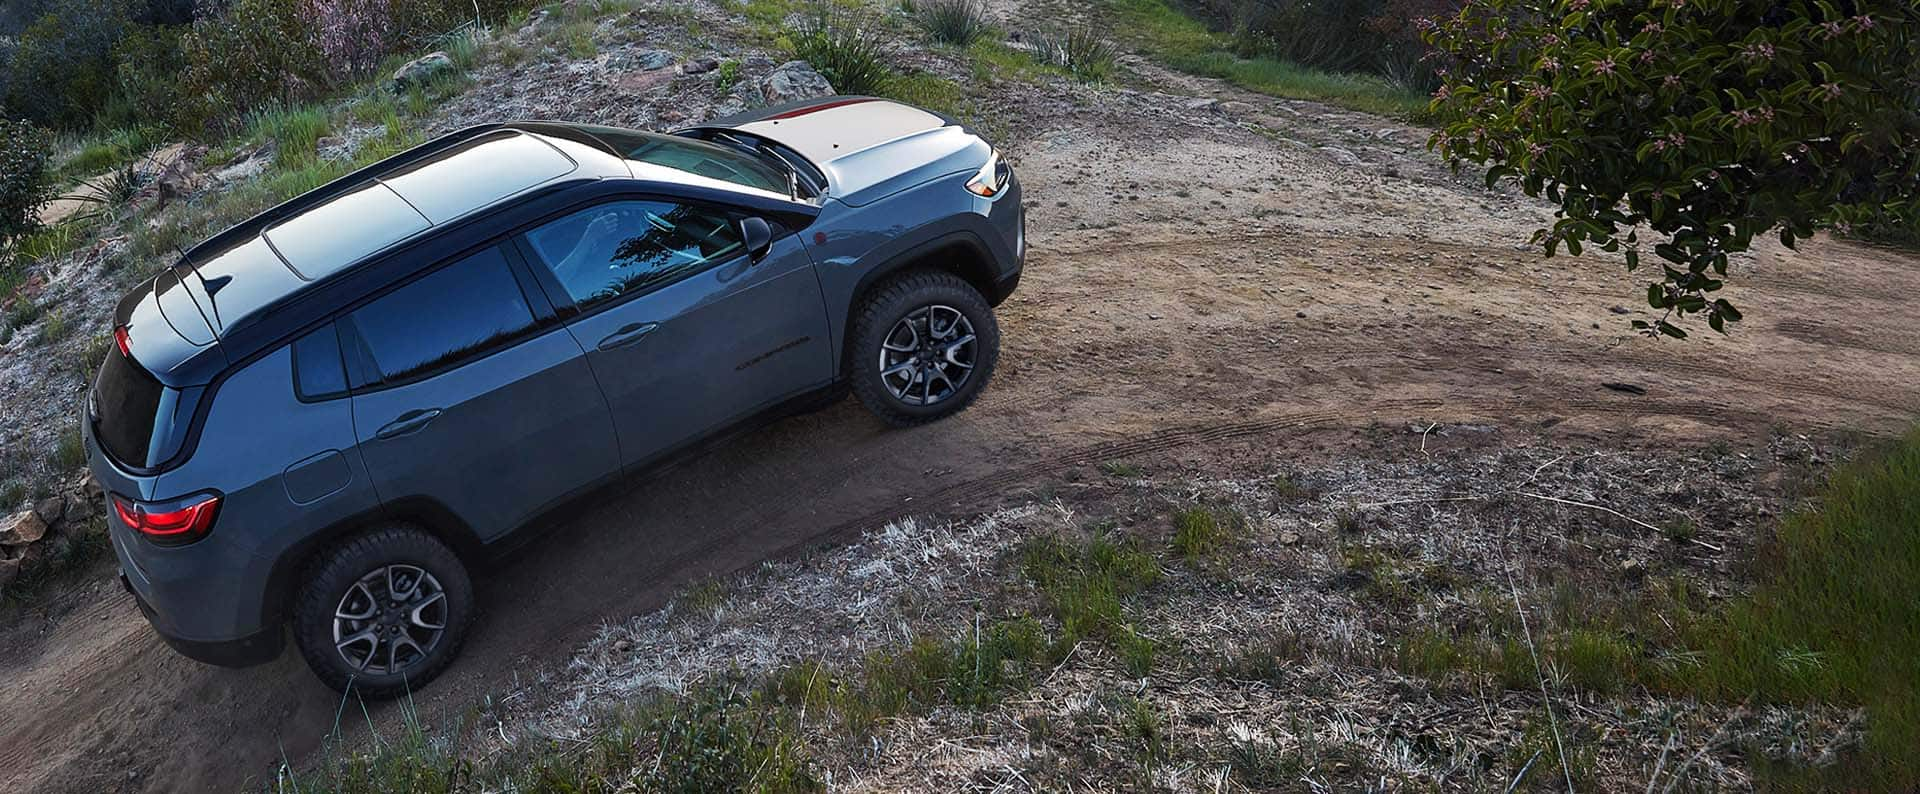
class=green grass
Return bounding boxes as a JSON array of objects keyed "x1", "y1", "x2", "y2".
[
  {"x1": 1170, "y1": 506, "x2": 1230, "y2": 559},
  {"x1": 1097, "y1": 460, "x2": 1143, "y2": 478},
  {"x1": 1671, "y1": 429, "x2": 1920, "y2": 787},
  {"x1": 1098, "y1": 0, "x2": 1428, "y2": 118},
  {"x1": 1164, "y1": 51, "x2": 1429, "y2": 118},
  {"x1": 51, "y1": 427, "x2": 86, "y2": 471}
]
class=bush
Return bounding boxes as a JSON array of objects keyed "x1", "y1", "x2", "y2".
[
  {"x1": 791, "y1": 5, "x2": 896, "y2": 95},
  {"x1": 1425, "y1": 0, "x2": 1920, "y2": 336},
  {"x1": 917, "y1": 0, "x2": 991, "y2": 46},
  {"x1": 0, "y1": 120, "x2": 56, "y2": 261},
  {"x1": 307, "y1": 0, "x2": 396, "y2": 81},
  {"x1": 1030, "y1": 28, "x2": 1117, "y2": 82},
  {"x1": 95, "y1": 25, "x2": 187, "y2": 132},
  {"x1": 177, "y1": 0, "x2": 325, "y2": 132},
  {"x1": 3, "y1": 0, "x2": 138, "y2": 128}
]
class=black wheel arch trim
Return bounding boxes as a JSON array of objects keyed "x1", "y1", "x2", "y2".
[{"x1": 261, "y1": 496, "x2": 483, "y2": 628}]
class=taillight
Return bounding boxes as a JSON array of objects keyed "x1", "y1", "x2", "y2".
[
  {"x1": 112, "y1": 493, "x2": 220, "y2": 546},
  {"x1": 114, "y1": 325, "x2": 132, "y2": 358}
]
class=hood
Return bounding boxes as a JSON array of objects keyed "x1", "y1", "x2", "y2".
[{"x1": 698, "y1": 96, "x2": 989, "y2": 207}]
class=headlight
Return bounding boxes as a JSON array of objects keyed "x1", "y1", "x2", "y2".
[{"x1": 965, "y1": 149, "x2": 1011, "y2": 198}]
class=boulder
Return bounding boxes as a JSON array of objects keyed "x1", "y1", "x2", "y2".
[
  {"x1": 759, "y1": 60, "x2": 833, "y2": 105},
  {"x1": 390, "y1": 51, "x2": 456, "y2": 93},
  {"x1": 0, "y1": 510, "x2": 48, "y2": 546},
  {"x1": 681, "y1": 57, "x2": 720, "y2": 75},
  {"x1": 32, "y1": 496, "x2": 63, "y2": 525}
]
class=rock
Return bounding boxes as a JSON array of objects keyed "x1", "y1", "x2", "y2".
[
  {"x1": 214, "y1": 144, "x2": 275, "y2": 183},
  {"x1": 31, "y1": 497, "x2": 63, "y2": 526},
  {"x1": 1316, "y1": 146, "x2": 1362, "y2": 166},
  {"x1": 0, "y1": 511, "x2": 48, "y2": 546},
  {"x1": 1278, "y1": 531, "x2": 1301, "y2": 546},
  {"x1": 613, "y1": 639, "x2": 633, "y2": 653},
  {"x1": 742, "y1": 55, "x2": 775, "y2": 70},
  {"x1": 609, "y1": 48, "x2": 675, "y2": 72},
  {"x1": 1183, "y1": 97, "x2": 1218, "y2": 111},
  {"x1": 0, "y1": 554, "x2": 19, "y2": 592},
  {"x1": 759, "y1": 60, "x2": 833, "y2": 105},
  {"x1": 77, "y1": 473, "x2": 102, "y2": 502},
  {"x1": 389, "y1": 51, "x2": 456, "y2": 93},
  {"x1": 1218, "y1": 100, "x2": 1254, "y2": 115},
  {"x1": 616, "y1": 69, "x2": 675, "y2": 94},
  {"x1": 1620, "y1": 558, "x2": 1646, "y2": 580},
  {"x1": 681, "y1": 57, "x2": 720, "y2": 75}
]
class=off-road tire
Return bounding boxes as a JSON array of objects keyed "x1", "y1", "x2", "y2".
[
  {"x1": 291, "y1": 524, "x2": 473, "y2": 699},
  {"x1": 848, "y1": 270, "x2": 1000, "y2": 427}
]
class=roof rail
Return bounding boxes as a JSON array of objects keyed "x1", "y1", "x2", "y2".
[{"x1": 184, "y1": 123, "x2": 508, "y2": 261}]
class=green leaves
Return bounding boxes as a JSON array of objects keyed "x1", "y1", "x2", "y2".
[{"x1": 1425, "y1": 0, "x2": 1920, "y2": 337}]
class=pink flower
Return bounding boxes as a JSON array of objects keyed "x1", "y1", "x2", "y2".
[
  {"x1": 1434, "y1": 85, "x2": 1452, "y2": 99},
  {"x1": 1819, "y1": 82, "x2": 1845, "y2": 100},
  {"x1": 1741, "y1": 42, "x2": 1776, "y2": 61},
  {"x1": 1527, "y1": 141, "x2": 1547, "y2": 157},
  {"x1": 1819, "y1": 20, "x2": 1846, "y2": 38},
  {"x1": 1568, "y1": 0, "x2": 1589, "y2": 10},
  {"x1": 1641, "y1": 21, "x2": 1664, "y2": 34},
  {"x1": 1541, "y1": 56, "x2": 1562, "y2": 71},
  {"x1": 1591, "y1": 56, "x2": 1617, "y2": 75},
  {"x1": 1662, "y1": 74, "x2": 1682, "y2": 89},
  {"x1": 1526, "y1": 83, "x2": 1552, "y2": 99},
  {"x1": 1853, "y1": 14, "x2": 1875, "y2": 30},
  {"x1": 1639, "y1": 49, "x2": 1656, "y2": 64}
]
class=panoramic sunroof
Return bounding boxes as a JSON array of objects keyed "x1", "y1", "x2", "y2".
[
  {"x1": 263, "y1": 181, "x2": 429, "y2": 280},
  {"x1": 382, "y1": 130, "x2": 577, "y2": 224}
]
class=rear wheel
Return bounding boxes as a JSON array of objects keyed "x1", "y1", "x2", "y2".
[
  {"x1": 291, "y1": 524, "x2": 473, "y2": 699},
  {"x1": 848, "y1": 270, "x2": 1000, "y2": 427}
]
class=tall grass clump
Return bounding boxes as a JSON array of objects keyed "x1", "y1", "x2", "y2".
[
  {"x1": 1029, "y1": 29, "x2": 1117, "y2": 82},
  {"x1": 790, "y1": 5, "x2": 895, "y2": 95},
  {"x1": 1679, "y1": 429, "x2": 1920, "y2": 787},
  {"x1": 917, "y1": 0, "x2": 991, "y2": 46}
]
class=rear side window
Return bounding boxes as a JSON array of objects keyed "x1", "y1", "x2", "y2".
[
  {"x1": 92, "y1": 351, "x2": 168, "y2": 466},
  {"x1": 292, "y1": 323, "x2": 348, "y2": 400},
  {"x1": 342, "y1": 246, "x2": 539, "y2": 386},
  {"x1": 522, "y1": 200, "x2": 744, "y2": 310}
]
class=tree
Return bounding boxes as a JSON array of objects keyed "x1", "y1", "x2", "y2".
[{"x1": 1423, "y1": 0, "x2": 1920, "y2": 336}]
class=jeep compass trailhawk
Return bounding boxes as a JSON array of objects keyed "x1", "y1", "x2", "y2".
[{"x1": 85, "y1": 97, "x2": 1023, "y2": 696}]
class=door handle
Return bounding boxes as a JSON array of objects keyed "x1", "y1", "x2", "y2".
[
  {"x1": 596, "y1": 322, "x2": 659, "y2": 351},
  {"x1": 374, "y1": 408, "x2": 443, "y2": 440}
]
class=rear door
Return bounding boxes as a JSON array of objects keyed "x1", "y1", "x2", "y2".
[
  {"x1": 343, "y1": 244, "x2": 621, "y2": 542},
  {"x1": 516, "y1": 197, "x2": 832, "y2": 469}
]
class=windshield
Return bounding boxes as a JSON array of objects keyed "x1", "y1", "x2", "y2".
[{"x1": 581, "y1": 128, "x2": 791, "y2": 195}]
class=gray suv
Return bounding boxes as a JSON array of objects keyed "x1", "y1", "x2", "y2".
[{"x1": 84, "y1": 97, "x2": 1023, "y2": 696}]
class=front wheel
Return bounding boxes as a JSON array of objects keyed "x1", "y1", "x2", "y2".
[
  {"x1": 291, "y1": 524, "x2": 474, "y2": 699},
  {"x1": 848, "y1": 270, "x2": 1001, "y2": 427}
]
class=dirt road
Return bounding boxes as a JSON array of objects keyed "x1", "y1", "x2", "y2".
[{"x1": 5, "y1": 44, "x2": 1919, "y2": 794}]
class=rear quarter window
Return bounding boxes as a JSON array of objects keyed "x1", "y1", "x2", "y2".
[
  {"x1": 341, "y1": 245, "x2": 540, "y2": 387},
  {"x1": 292, "y1": 323, "x2": 348, "y2": 400}
]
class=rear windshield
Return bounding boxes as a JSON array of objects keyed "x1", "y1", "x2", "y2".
[{"x1": 92, "y1": 350, "x2": 169, "y2": 467}]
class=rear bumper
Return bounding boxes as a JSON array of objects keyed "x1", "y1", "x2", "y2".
[{"x1": 121, "y1": 571, "x2": 284, "y2": 667}]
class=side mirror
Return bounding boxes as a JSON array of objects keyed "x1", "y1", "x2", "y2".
[{"x1": 740, "y1": 216, "x2": 773, "y2": 262}]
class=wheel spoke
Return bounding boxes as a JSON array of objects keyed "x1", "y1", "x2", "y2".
[
  {"x1": 335, "y1": 584, "x2": 376, "y2": 620},
  {"x1": 409, "y1": 593, "x2": 447, "y2": 630},
  {"x1": 881, "y1": 361, "x2": 917, "y2": 378}
]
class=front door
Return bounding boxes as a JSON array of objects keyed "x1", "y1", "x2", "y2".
[
  {"x1": 517, "y1": 199, "x2": 833, "y2": 468},
  {"x1": 344, "y1": 244, "x2": 621, "y2": 542}
]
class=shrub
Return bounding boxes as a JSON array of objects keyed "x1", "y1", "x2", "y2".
[
  {"x1": 791, "y1": 5, "x2": 895, "y2": 95},
  {"x1": 95, "y1": 24, "x2": 187, "y2": 132},
  {"x1": 1425, "y1": 0, "x2": 1920, "y2": 336},
  {"x1": 917, "y1": 0, "x2": 991, "y2": 46},
  {"x1": 2, "y1": 0, "x2": 137, "y2": 128},
  {"x1": 177, "y1": 0, "x2": 325, "y2": 132},
  {"x1": 308, "y1": 0, "x2": 396, "y2": 80},
  {"x1": 1030, "y1": 28, "x2": 1117, "y2": 82},
  {"x1": 0, "y1": 120, "x2": 56, "y2": 262}
]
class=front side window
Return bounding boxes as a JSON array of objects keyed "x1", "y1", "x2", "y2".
[
  {"x1": 344, "y1": 246, "x2": 538, "y2": 385},
  {"x1": 521, "y1": 200, "x2": 744, "y2": 310}
]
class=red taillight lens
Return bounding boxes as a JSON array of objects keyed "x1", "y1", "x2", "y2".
[
  {"x1": 112, "y1": 493, "x2": 220, "y2": 545},
  {"x1": 113, "y1": 325, "x2": 132, "y2": 358}
]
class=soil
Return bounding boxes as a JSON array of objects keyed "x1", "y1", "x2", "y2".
[{"x1": 3, "y1": 2, "x2": 1918, "y2": 791}]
